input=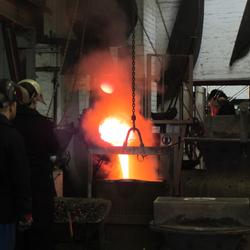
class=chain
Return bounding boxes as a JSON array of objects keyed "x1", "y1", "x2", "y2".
[
  {"x1": 123, "y1": 26, "x2": 145, "y2": 148},
  {"x1": 131, "y1": 28, "x2": 136, "y2": 129}
]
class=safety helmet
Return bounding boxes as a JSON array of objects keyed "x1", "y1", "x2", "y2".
[
  {"x1": 0, "y1": 79, "x2": 21, "y2": 108},
  {"x1": 18, "y1": 79, "x2": 46, "y2": 105}
]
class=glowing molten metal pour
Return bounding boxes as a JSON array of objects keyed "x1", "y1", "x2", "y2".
[{"x1": 99, "y1": 117, "x2": 132, "y2": 179}]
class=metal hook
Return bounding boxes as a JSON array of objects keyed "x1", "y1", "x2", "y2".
[{"x1": 123, "y1": 127, "x2": 144, "y2": 148}]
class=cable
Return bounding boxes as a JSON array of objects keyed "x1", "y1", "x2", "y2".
[
  {"x1": 184, "y1": 82, "x2": 203, "y2": 122},
  {"x1": 155, "y1": 0, "x2": 170, "y2": 39},
  {"x1": 183, "y1": 102, "x2": 194, "y2": 120},
  {"x1": 154, "y1": 1, "x2": 199, "y2": 120},
  {"x1": 155, "y1": 0, "x2": 174, "y2": 113},
  {"x1": 137, "y1": 16, "x2": 158, "y2": 56},
  {"x1": 229, "y1": 86, "x2": 249, "y2": 100},
  {"x1": 137, "y1": 15, "x2": 164, "y2": 70},
  {"x1": 218, "y1": 85, "x2": 226, "y2": 90},
  {"x1": 207, "y1": 85, "x2": 226, "y2": 98},
  {"x1": 231, "y1": 86, "x2": 249, "y2": 99},
  {"x1": 57, "y1": 0, "x2": 90, "y2": 125},
  {"x1": 46, "y1": 0, "x2": 80, "y2": 117}
]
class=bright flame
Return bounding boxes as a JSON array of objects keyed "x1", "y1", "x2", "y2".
[
  {"x1": 100, "y1": 82, "x2": 114, "y2": 94},
  {"x1": 99, "y1": 117, "x2": 131, "y2": 178},
  {"x1": 80, "y1": 51, "x2": 160, "y2": 181}
]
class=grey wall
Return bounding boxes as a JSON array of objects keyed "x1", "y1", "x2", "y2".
[
  {"x1": 141, "y1": 0, "x2": 250, "y2": 81},
  {"x1": 194, "y1": 0, "x2": 249, "y2": 81},
  {"x1": 143, "y1": 0, "x2": 180, "y2": 55}
]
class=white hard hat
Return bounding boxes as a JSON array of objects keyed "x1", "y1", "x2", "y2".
[{"x1": 18, "y1": 79, "x2": 46, "y2": 105}]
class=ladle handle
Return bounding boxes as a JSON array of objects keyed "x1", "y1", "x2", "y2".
[{"x1": 123, "y1": 127, "x2": 144, "y2": 147}]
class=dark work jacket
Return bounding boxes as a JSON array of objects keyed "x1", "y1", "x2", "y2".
[
  {"x1": 14, "y1": 107, "x2": 58, "y2": 250},
  {"x1": 0, "y1": 114, "x2": 32, "y2": 223},
  {"x1": 13, "y1": 105, "x2": 59, "y2": 194},
  {"x1": 218, "y1": 100, "x2": 236, "y2": 115},
  {"x1": 14, "y1": 106, "x2": 59, "y2": 229}
]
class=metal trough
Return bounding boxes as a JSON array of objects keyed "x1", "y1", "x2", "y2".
[{"x1": 151, "y1": 197, "x2": 250, "y2": 250}]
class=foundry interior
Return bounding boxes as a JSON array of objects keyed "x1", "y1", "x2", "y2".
[{"x1": 1, "y1": 0, "x2": 250, "y2": 250}]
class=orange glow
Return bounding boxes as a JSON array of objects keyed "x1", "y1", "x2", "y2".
[
  {"x1": 99, "y1": 118, "x2": 130, "y2": 145},
  {"x1": 99, "y1": 117, "x2": 132, "y2": 179},
  {"x1": 100, "y1": 82, "x2": 114, "y2": 94},
  {"x1": 79, "y1": 51, "x2": 160, "y2": 181}
]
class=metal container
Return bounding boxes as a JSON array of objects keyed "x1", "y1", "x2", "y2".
[
  {"x1": 93, "y1": 179, "x2": 167, "y2": 224},
  {"x1": 93, "y1": 179, "x2": 168, "y2": 250},
  {"x1": 153, "y1": 197, "x2": 250, "y2": 227},
  {"x1": 152, "y1": 197, "x2": 250, "y2": 250}
]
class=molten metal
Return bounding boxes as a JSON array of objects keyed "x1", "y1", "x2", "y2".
[
  {"x1": 80, "y1": 51, "x2": 159, "y2": 181},
  {"x1": 99, "y1": 117, "x2": 133, "y2": 178}
]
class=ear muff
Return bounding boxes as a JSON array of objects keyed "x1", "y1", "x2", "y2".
[
  {"x1": 0, "y1": 79, "x2": 17, "y2": 108},
  {"x1": 18, "y1": 81, "x2": 37, "y2": 99},
  {"x1": 17, "y1": 79, "x2": 46, "y2": 105}
]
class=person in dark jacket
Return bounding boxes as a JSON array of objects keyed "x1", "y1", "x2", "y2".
[
  {"x1": 0, "y1": 79, "x2": 32, "y2": 250},
  {"x1": 14, "y1": 79, "x2": 59, "y2": 250},
  {"x1": 207, "y1": 89, "x2": 235, "y2": 116}
]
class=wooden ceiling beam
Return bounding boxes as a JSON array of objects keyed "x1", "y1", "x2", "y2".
[{"x1": 0, "y1": 0, "x2": 44, "y2": 29}]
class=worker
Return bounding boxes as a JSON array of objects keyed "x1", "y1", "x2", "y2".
[
  {"x1": 0, "y1": 79, "x2": 32, "y2": 250},
  {"x1": 14, "y1": 79, "x2": 59, "y2": 250},
  {"x1": 207, "y1": 89, "x2": 235, "y2": 116}
]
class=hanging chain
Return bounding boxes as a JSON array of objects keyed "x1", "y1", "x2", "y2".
[
  {"x1": 131, "y1": 28, "x2": 136, "y2": 129},
  {"x1": 123, "y1": 28, "x2": 144, "y2": 148}
]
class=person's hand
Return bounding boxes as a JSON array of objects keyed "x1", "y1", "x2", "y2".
[
  {"x1": 18, "y1": 213, "x2": 33, "y2": 231},
  {"x1": 54, "y1": 151, "x2": 71, "y2": 170}
]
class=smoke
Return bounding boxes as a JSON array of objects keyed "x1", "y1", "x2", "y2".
[
  {"x1": 86, "y1": 0, "x2": 128, "y2": 46},
  {"x1": 77, "y1": 50, "x2": 160, "y2": 181},
  {"x1": 78, "y1": 50, "x2": 152, "y2": 145},
  {"x1": 65, "y1": 0, "x2": 160, "y2": 181},
  {"x1": 70, "y1": 0, "x2": 136, "y2": 52}
]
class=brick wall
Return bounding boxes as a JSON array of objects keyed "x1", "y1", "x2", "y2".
[
  {"x1": 140, "y1": 0, "x2": 180, "y2": 112},
  {"x1": 142, "y1": 0, "x2": 180, "y2": 55},
  {"x1": 142, "y1": 0, "x2": 250, "y2": 102},
  {"x1": 194, "y1": 0, "x2": 249, "y2": 80},
  {"x1": 156, "y1": 0, "x2": 180, "y2": 54},
  {"x1": 141, "y1": 0, "x2": 249, "y2": 81},
  {"x1": 143, "y1": 0, "x2": 157, "y2": 55}
]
